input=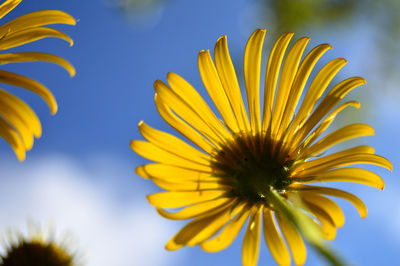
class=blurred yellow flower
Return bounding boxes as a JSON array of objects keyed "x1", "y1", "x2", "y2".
[
  {"x1": 0, "y1": 0, "x2": 75, "y2": 161},
  {"x1": 0, "y1": 223, "x2": 78, "y2": 266},
  {"x1": 131, "y1": 29, "x2": 392, "y2": 265}
]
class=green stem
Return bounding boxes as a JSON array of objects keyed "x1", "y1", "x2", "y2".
[{"x1": 268, "y1": 188, "x2": 345, "y2": 266}]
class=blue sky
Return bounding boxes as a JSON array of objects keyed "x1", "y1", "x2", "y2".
[{"x1": 0, "y1": 0, "x2": 398, "y2": 265}]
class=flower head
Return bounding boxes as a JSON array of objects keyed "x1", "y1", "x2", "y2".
[
  {"x1": 0, "y1": 0, "x2": 75, "y2": 161},
  {"x1": 131, "y1": 29, "x2": 392, "y2": 265},
  {"x1": 0, "y1": 223, "x2": 78, "y2": 266}
]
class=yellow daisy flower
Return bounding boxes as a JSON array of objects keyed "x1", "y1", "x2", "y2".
[
  {"x1": 131, "y1": 29, "x2": 392, "y2": 265},
  {"x1": 0, "y1": 0, "x2": 75, "y2": 161}
]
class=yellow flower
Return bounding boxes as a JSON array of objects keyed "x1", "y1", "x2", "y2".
[
  {"x1": 131, "y1": 29, "x2": 392, "y2": 265},
  {"x1": 0, "y1": 0, "x2": 75, "y2": 161},
  {"x1": 0, "y1": 223, "x2": 78, "y2": 266}
]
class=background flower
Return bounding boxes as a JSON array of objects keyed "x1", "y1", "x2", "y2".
[{"x1": 0, "y1": 0, "x2": 75, "y2": 161}]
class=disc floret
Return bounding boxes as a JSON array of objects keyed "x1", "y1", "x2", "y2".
[{"x1": 213, "y1": 134, "x2": 293, "y2": 204}]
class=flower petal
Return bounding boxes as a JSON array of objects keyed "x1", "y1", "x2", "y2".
[
  {"x1": 290, "y1": 184, "x2": 367, "y2": 218},
  {"x1": 138, "y1": 121, "x2": 210, "y2": 164},
  {"x1": 214, "y1": 35, "x2": 250, "y2": 133},
  {"x1": 301, "y1": 193, "x2": 345, "y2": 228},
  {"x1": 288, "y1": 58, "x2": 347, "y2": 140},
  {"x1": 277, "y1": 43, "x2": 332, "y2": 140},
  {"x1": 291, "y1": 77, "x2": 366, "y2": 150},
  {"x1": 154, "y1": 80, "x2": 227, "y2": 146},
  {"x1": 0, "y1": 0, "x2": 21, "y2": 20},
  {"x1": 263, "y1": 209, "x2": 291, "y2": 266},
  {"x1": 0, "y1": 9, "x2": 76, "y2": 36},
  {"x1": 242, "y1": 206, "x2": 262, "y2": 266},
  {"x1": 295, "y1": 153, "x2": 392, "y2": 176},
  {"x1": 300, "y1": 199, "x2": 337, "y2": 240},
  {"x1": 276, "y1": 213, "x2": 306, "y2": 265},
  {"x1": 154, "y1": 94, "x2": 215, "y2": 154},
  {"x1": 0, "y1": 69, "x2": 58, "y2": 114},
  {"x1": 292, "y1": 101, "x2": 360, "y2": 152},
  {"x1": 0, "y1": 27, "x2": 73, "y2": 51},
  {"x1": 295, "y1": 167, "x2": 385, "y2": 190},
  {"x1": 262, "y1": 32, "x2": 296, "y2": 132},
  {"x1": 157, "y1": 197, "x2": 232, "y2": 220},
  {"x1": 201, "y1": 208, "x2": 250, "y2": 252},
  {"x1": 0, "y1": 89, "x2": 41, "y2": 137},
  {"x1": 139, "y1": 163, "x2": 214, "y2": 182},
  {"x1": 130, "y1": 140, "x2": 212, "y2": 172},
  {"x1": 0, "y1": 117, "x2": 25, "y2": 160},
  {"x1": 244, "y1": 29, "x2": 265, "y2": 133},
  {"x1": 0, "y1": 94, "x2": 33, "y2": 149},
  {"x1": 300, "y1": 123, "x2": 374, "y2": 158},
  {"x1": 147, "y1": 190, "x2": 226, "y2": 208},
  {"x1": 198, "y1": 50, "x2": 239, "y2": 133},
  {"x1": 292, "y1": 145, "x2": 375, "y2": 173},
  {"x1": 0, "y1": 52, "x2": 75, "y2": 76},
  {"x1": 167, "y1": 72, "x2": 232, "y2": 141},
  {"x1": 166, "y1": 201, "x2": 244, "y2": 250},
  {"x1": 269, "y1": 36, "x2": 309, "y2": 137}
]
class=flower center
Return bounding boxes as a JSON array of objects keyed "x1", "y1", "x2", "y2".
[
  {"x1": 213, "y1": 134, "x2": 293, "y2": 204},
  {"x1": 1, "y1": 241, "x2": 73, "y2": 266}
]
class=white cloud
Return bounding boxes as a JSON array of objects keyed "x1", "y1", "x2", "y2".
[{"x1": 0, "y1": 154, "x2": 183, "y2": 266}]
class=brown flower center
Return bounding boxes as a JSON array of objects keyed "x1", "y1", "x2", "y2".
[{"x1": 212, "y1": 134, "x2": 293, "y2": 204}]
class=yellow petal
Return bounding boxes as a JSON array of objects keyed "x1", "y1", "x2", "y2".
[
  {"x1": 263, "y1": 209, "x2": 291, "y2": 266},
  {"x1": 296, "y1": 167, "x2": 385, "y2": 190},
  {"x1": 0, "y1": 70, "x2": 57, "y2": 114},
  {"x1": 292, "y1": 145, "x2": 375, "y2": 174},
  {"x1": 291, "y1": 77, "x2": 366, "y2": 151},
  {"x1": 269, "y1": 36, "x2": 308, "y2": 136},
  {"x1": 0, "y1": 52, "x2": 75, "y2": 76},
  {"x1": 167, "y1": 72, "x2": 232, "y2": 141},
  {"x1": 154, "y1": 80, "x2": 226, "y2": 146},
  {"x1": 300, "y1": 123, "x2": 374, "y2": 159},
  {"x1": 154, "y1": 94, "x2": 215, "y2": 154},
  {"x1": 157, "y1": 197, "x2": 232, "y2": 220},
  {"x1": 214, "y1": 35, "x2": 250, "y2": 133},
  {"x1": 0, "y1": 117, "x2": 25, "y2": 161},
  {"x1": 0, "y1": 9, "x2": 76, "y2": 37},
  {"x1": 300, "y1": 199, "x2": 337, "y2": 240},
  {"x1": 0, "y1": 0, "x2": 21, "y2": 20},
  {"x1": 0, "y1": 88, "x2": 41, "y2": 137},
  {"x1": 201, "y1": 208, "x2": 250, "y2": 252},
  {"x1": 135, "y1": 165, "x2": 150, "y2": 179},
  {"x1": 262, "y1": 32, "x2": 295, "y2": 132},
  {"x1": 290, "y1": 184, "x2": 367, "y2": 218},
  {"x1": 138, "y1": 121, "x2": 210, "y2": 164},
  {"x1": 288, "y1": 58, "x2": 347, "y2": 142},
  {"x1": 276, "y1": 213, "x2": 306, "y2": 265},
  {"x1": 277, "y1": 43, "x2": 332, "y2": 140},
  {"x1": 301, "y1": 193, "x2": 345, "y2": 228},
  {"x1": 242, "y1": 206, "x2": 262, "y2": 266},
  {"x1": 293, "y1": 101, "x2": 360, "y2": 151},
  {"x1": 151, "y1": 177, "x2": 228, "y2": 192},
  {"x1": 140, "y1": 163, "x2": 214, "y2": 182},
  {"x1": 296, "y1": 153, "x2": 392, "y2": 176},
  {"x1": 130, "y1": 140, "x2": 212, "y2": 172},
  {"x1": 198, "y1": 50, "x2": 239, "y2": 133},
  {"x1": 244, "y1": 29, "x2": 265, "y2": 133},
  {"x1": 0, "y1": 27, "x2": 73, "y2": 51},
  {"x1": 147, "y1": 190, "x2": 226, "y2": 208},
  {"x1": 0, "y1": 95, "x2": 33, "y2": 149},
  {"x1": 166, "y1": 201, "x2": 244, "y2": 249}
]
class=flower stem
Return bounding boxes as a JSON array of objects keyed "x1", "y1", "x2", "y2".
[{"x1": 268, "y1": 188, "x2": 345, "y2": 266}]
